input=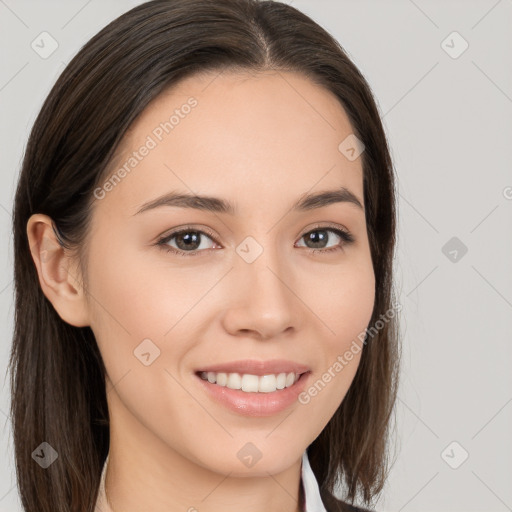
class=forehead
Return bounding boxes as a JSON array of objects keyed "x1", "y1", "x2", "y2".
[{"x1": 99, "y1": 69, "x2": 364, "y2": 216}]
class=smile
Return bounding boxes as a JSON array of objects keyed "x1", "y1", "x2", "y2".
[{"x1": 198, "y1": 371, "x2": 301, "y2": 393}]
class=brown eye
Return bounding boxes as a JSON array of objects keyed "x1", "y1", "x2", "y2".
[
  {"x1": 297, "y1": 227, "x2": 354, "y2": 254},
  {"x1": 156, "y1": 227, "x2": 218, "y2": 257}
]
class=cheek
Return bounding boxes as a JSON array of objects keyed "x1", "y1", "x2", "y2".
[
  {"x1": 86, "y1": 243, "x2": 222, "y2": 386},
  {"x1": 312, "y1": 257, "x2": 376, "y2": 351},
  {"x1": 85, "y1": 246, "x2": 207, "y2": 439},
  {"x1": 297, "y1": 257, "x2": 375, "y2": 426},
  {"x1": 87, "y1": 245, "x2": 194, "y2": 337}
]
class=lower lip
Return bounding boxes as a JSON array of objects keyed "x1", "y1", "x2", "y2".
[{"x1": 195, "y1": 372, "x2": 311, "y2": 417}]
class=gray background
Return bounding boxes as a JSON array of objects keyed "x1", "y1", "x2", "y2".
[{"x1": 1, "y1": 1, "x2": 511, "y2": 511}]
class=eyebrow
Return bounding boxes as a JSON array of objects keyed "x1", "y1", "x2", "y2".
[{"x1": 133, "y1": 186, "x2": 364, "y2": 216}]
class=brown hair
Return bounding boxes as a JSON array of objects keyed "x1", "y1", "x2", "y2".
[{"x1": 9, "y1": 0, "x2": 400, "y2": 510}]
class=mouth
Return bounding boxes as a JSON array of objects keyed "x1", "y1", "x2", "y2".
[
  {"x1": 194, "y1": 368, "x2": 312, "y2": 417},
  {"x1": 196, "y1": 370, "x2": 308, "y2": 393}
]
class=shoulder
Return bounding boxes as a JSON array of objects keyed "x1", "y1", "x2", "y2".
[{"x1": 319, "y1": 487, "x2": 376, "y2": 512}]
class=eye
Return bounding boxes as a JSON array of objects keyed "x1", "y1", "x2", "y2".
[
  {"x1": 156, "y1": 227, "x2": 218, "y2": 257},
  {"x1": 296, "y1": 225, "x2": 355, "y2": 254}
]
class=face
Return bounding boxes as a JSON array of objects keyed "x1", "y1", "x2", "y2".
[{"x1": 82, "y1": 69, "x2": 375, "y2": 477}]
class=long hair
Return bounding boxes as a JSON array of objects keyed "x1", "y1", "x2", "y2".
[{"x1": 9, "y1": 1, "x2": 400, "y2": 510}]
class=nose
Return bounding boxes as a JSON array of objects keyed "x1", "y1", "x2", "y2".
[{"x1": 220, "y1": 249, "x2": 303, "y2": 341}]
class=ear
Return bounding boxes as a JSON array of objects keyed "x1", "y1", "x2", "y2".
[{"x1": 26, "y1": 214, "x2": 90, "y2": 327}]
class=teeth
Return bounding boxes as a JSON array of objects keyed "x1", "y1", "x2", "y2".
[
  {"x1": 199, "y1": 371, "x2": 301, "y2": 393},
  {"x1": 227, "y1": 372, "x2": 242, "y2": 389},
  {"x1": 216, "y1": 372, "x2": 228, "y2": 386},
  {"x1": 241, "y1": 374, "x2": 259, "y2": 392}
]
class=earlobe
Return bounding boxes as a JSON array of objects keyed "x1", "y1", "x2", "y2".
[{"x1": 26, "y1": 214, "x2": 90, "y2": 327}]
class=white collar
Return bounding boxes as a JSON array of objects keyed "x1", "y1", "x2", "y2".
[
  {"x1": 96, "y1": 450, "x2": 327, "y2": 512},
  {"x1": 301, "y1": 449, "x2": 328, "y2": 512}
]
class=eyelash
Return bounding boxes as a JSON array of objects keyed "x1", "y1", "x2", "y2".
[{"x1": 155, "y1": 224, "x2": 355, "y2": 258}]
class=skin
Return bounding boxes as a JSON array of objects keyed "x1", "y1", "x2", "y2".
[{"x1": 27, "y1": 69, "x2": 375, "y2": 512}]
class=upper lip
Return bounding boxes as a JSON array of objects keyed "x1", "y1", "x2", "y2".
[{"x1": 196, "y1": 359, "x2": 310, "y2": 376}]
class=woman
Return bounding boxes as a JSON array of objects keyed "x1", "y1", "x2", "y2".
[{"x1": 9, "y1": 0, "x2": 400, "y2": 511}]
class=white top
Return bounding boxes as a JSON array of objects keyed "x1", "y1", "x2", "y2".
[
  {"x1": 95, "y1": 449, "x2": 327, "y2": 512},
  {"x1": 301, "y1": 449, "x2": 329, "y2": 512}
]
